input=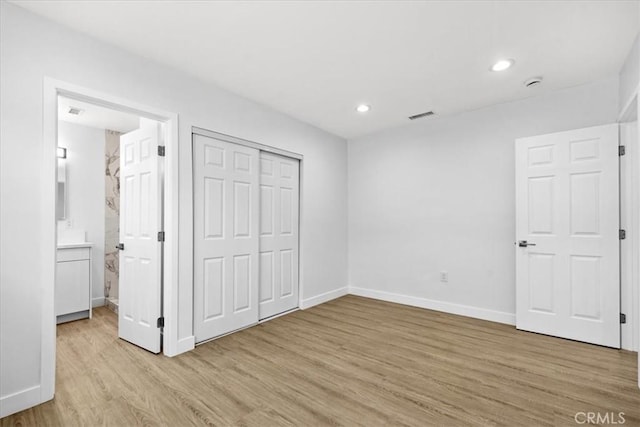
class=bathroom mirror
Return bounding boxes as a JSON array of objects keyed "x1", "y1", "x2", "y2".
[{"x1": 56, "y1": 162, "x2": 66, "y2": 220}]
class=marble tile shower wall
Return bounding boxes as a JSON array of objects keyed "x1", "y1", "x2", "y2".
[{"x1": 105, "y1": 129, "x2": 120, "y2": 308}]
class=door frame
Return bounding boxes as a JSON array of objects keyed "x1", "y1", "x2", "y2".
[
  {"x1": 618, "y1": 93, "x2": 640, "y2": 353},
  {"x1": 618, "y1": 91, "x2": 640, "y2": 388},
  {"x1": 42, "y1": 77, "x2": 179, "y2": 401},
  {"x1": 190, "y1": 127, "x2": 304, "y2": 340},
  {"x1": 192, "y1": 127, "x2": 303, "y2": 161}
]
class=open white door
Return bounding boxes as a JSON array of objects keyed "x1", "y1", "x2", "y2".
[
  {"x1": 516, "y1": 124, "x2": 620, "y2": 348},
  {"x1": 193, "y1": 134, "x2": 260, "y2": 342},
  {"x1": 118, "y1": 122, "x2": 163, "y2": 353},
  {"x1": 259, "y1": 152, "x2": 300, "y2": 320}
]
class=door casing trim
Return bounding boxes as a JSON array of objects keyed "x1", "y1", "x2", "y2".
[{"x1": 42, "y1": 77, "x2": 180, "y2": 406}]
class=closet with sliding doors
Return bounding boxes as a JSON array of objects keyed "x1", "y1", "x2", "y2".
[{"x1": 192, "y1": 131, "x2": 300, "y2": 343}]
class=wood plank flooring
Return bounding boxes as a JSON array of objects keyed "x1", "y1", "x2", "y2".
[{"x1": 2, "y1": 295, "x2": 639, "y2": 426}]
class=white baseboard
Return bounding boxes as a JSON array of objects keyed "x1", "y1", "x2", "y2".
[
  {"x1": 92, "y1": 297, "x2": 105, "y2": 307},
  {"x1": 0, "y1": 385, "x2": 43, "y2": 418},
  {"x1": 300, "y1": 287, "x2": 349, "y2": 309},
  {"x1": 349, "y1": 287, "x2": 516, "y2": 325}
]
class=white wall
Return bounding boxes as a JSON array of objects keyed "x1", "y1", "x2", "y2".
[
  {"x1": 58, "y1": 121, "x2": 106, "y2": 306},
  {"x1": 0, "y1": 2, "x2": 347, "y2": 416},
  {"x1": 619, "y1": 33, "x2": 640, "y2": 115},
  {"x1": 348, "y1": 77, "x2": 619, "y2": 323}
]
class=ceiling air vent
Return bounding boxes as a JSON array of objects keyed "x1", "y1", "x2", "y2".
[
  {"x1": 68, "y1": 107, "x2": 84, "y2": 115},
  {"x1": 524, "y1": 77, "x2": 543, "y2": 88},
  {"x1": 408, "y1": 111, "x2": 435, "y2": 120}
]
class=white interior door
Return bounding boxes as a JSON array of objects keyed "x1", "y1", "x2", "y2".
[
  {"x1": 515, "y1": 124, "x2": 620, "y2": 348},
  {"x1": 118, "y1": 122, "x2": 163, "y2": 353},
  {"x1": 259, "y1": 152, "x2": 300, "y2": 320},
  {"x1": 193, "y1": 134, "x2": 260, "y2": 342}
]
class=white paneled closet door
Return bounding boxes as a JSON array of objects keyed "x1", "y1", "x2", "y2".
[
  {"x1": 259, "y1": 152, "x2": 300, "y2": 320},
  {"x1": 193, "y1": 134, "x2": 260, "y2": 343}
]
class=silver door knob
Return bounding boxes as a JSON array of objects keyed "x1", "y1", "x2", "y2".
[{"x1": 517, "y1": 240, "x2": 536, "y2": 247}]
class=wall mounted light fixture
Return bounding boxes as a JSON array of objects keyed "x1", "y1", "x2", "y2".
[{"x1": 57, "y1": 147, "x2": 67, "y2": 159}]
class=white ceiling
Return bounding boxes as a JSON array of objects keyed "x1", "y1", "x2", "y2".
[
  {"x1": 58, "y1": 96, "x2": 140, "y2": 133},
  {"x1": 17, "y1": 1, "x2": 640, "y2": 139}
]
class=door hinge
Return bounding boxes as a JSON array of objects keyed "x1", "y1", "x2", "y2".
[
  {"x1": 158, "y1": 146, "x2": 166, "y2": 157},
  {"x1": 157, "y1": 317, "x2": 164, "y2": 328},
  {"x1": 157, "y1": 231, "x2": 165, "y2": 242},
  {"x1": 619, "y1": 229, "x2": 626, "y2": 240},
  {"x1": 620, "y1": 313, "x2": 627, "y2": 324},
  {"x1": 619, "y1": 145, "x2": 626, "y2": 156}
]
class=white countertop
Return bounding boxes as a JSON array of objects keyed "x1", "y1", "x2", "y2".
[{"x1": 57, "y1": 242, "x2": 93, "y2": 249}]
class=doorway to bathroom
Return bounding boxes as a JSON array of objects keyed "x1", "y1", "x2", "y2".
[
  {"x1": 56, "y1": 96, "x2": 143, "y2": 320},
  {"x1": 42, "y1": 78, "x2": 180, "y2": 402},
  {"x1": 53, "y1": 93, "x2": 168, "y2": 353}
]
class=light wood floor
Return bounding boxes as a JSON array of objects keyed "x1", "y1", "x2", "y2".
[{"x1": 2, "y1": 295, "x2": 639, "y2": 426}]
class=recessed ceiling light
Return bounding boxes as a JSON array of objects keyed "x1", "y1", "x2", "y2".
[
  {"x1": 356, "y1": 104, "x2": 371, "y2": 113},
  {"x1": 490, "y1": 59, "x2": 515, "y2": 72}
]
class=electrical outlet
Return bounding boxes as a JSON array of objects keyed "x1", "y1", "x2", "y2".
[
  {"x1": 65, "y1": 219, "x2": 73, "y2": 229},
  {"x1": 440, "y1": 271, "x2": 448, "y2": 283}
]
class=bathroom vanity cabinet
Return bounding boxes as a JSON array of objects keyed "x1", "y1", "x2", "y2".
[{"x1": 56, "y1": 244, "x2": 92, "y2": 323}]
